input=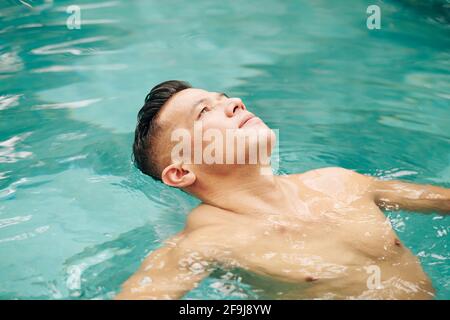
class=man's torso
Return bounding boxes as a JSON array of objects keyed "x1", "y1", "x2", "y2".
[{"x1": 177, "y1": 168, "x2": 434, "y2": 299}]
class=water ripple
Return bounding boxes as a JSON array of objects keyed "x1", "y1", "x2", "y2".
[
  {"x1": 0, "y1": 215, "x2": 32, "y2": 229},
  {"x1": 53, "y1": 1, "x2": 121, "y2": 12},
  {"x1": 0, "y1": 225, "x2": 50, "y2": 244},
  {"x1": 33, "y1": 98, "x2": 101, "y2": 110},
  {"x1": 0, "y1": 133, "x2": 33, "y2": 164},
  {"x1": 0, "y1": 51, "x2": 24, "y2": 74},
  {"x1": 0, "y1": 94, "x2": 21, "y2": 110},
  {"x1": 31, "y1": 36, "x2": 109, "y2": 56},
  {"x1": 31, "y1": 64, "x2": 126, "y2": 73}
]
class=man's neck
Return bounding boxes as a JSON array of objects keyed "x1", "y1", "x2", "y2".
[{"x1": 186, "y1": 165, "x2": 297, "y2": 216}]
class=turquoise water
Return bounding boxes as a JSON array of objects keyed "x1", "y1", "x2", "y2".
[{"x1": 0, "y1": 0, "x2": 449, "y2": 299}]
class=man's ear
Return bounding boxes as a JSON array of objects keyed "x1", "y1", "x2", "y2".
[{"x1": 161, "y1": 163, "x2": 196, "y2": 188}]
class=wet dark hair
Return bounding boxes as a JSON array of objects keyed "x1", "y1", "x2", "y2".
[{"x1": 133, "y1": 80, "x2": 192, "y2": 181}]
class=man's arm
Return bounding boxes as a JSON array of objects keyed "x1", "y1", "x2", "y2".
[
  {"x1": 370, "y1": 178, "x2": 450, "y2": 214},
  {"x1": 115, "y1": 232, "x2": 212, "y2": 300},
  {"x1": 302, "y1": 167, "x2": 449, "y2": 214}
]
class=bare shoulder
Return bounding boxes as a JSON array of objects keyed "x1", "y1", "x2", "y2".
[
  {"x1": 159, "y1": 204, "x2": 224, "y2": 249},
  {"x1": 185, "y1": 203, "x2": 231, "y2": 231},
  {"x1": 174, "y1": 204, "x2": 236, "y2": 256},
  {"x1": 288, "y1": 167, "x2": 373, "y2": 195},
  {"x1": 293, "y1": 166, "x2": 363, "y2": 178}
]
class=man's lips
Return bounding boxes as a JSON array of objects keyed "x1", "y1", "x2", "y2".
[{"x1": 239, "y1": 114, "x2": 256, "y2": 128}]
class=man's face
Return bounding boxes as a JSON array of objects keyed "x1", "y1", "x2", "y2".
[
  {"x1": 159, "y1": 88, "x2": 269, "y2": 133},
  {"x1": 157, "y1": 88, "x2": 275, "y2": 176}
]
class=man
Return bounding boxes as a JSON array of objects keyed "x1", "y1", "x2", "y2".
[{"x1": 116, "y1": 80, "x2": 449, "y2": 300}]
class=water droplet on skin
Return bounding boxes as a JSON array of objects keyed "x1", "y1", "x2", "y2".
[{"x1": 139, "y1": 276, "x2": 152, "y2": 287}]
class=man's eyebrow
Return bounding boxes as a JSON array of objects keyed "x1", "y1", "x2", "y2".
[{"x1": 191, "y1": 97, "x2": 208, "y2": 110}]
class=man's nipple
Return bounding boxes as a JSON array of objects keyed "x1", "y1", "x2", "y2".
[{"x1": 305, "y1": 275, "x2": 319, "y2": 282}]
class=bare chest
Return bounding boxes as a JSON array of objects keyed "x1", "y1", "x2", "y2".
[{"x1": 219, "y1": 201, "x2": 405, "y2": 286}]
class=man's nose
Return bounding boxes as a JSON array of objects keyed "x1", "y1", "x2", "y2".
[{"x1": 224, "y1": 98, "x2": 246, "y2": 117}]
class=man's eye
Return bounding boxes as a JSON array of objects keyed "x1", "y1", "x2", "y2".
[{"x1": 198, "y1": 106, "x2": 209, "y2": 118}]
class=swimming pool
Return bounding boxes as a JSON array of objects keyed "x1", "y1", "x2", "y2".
[{"x1": 0, "y1": 0, "x2": 449, "y2": 299}]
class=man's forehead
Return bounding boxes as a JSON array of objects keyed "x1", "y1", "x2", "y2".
[
  {"x1": 158, "y1": 88, "x2": 210, "y2": 123},
  {"x1": 170, "y1": 88, "x2": 210, "y2": 109}
]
